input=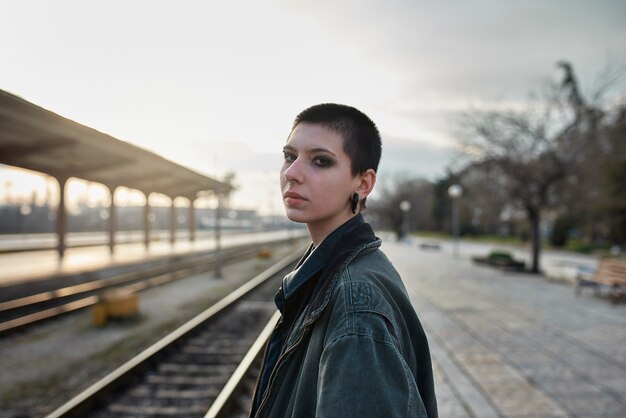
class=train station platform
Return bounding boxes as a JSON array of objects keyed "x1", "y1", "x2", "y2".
[
  {"x1": 1, "y1": 232, "x2": 623, "y2": 417},
  {"x1": 0, "y1": 229, "x2": 305, "y2": 289},
  {"x1": 383, "y1": 238, "x2": 626, "y2": 418}
]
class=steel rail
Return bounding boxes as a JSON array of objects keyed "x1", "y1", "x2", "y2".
[
  {"x1": 0, "y1": 246, "x2": 251, "y2": 312},
  {"x1": 45, "y1": 248, "x2": 302, "y2": 418},
  {"x1": 205, "y1": 310, "x2": 280, "y2": 418},
  {"x1": 0, "y1": 247, "x2": 253, "y2": 334},
  {"x1": 0, "y1": 240, "x2": 293, "y2": 335}
]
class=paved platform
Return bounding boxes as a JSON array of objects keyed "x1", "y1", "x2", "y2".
[
  {"x1": 0, "y1": 230, "x2": 306, "y2": 287},
  {"x1": 382, "y1": 238, "x2": 626, "y2": 418}
]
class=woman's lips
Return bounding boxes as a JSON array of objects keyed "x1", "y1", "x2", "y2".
[{"x1": 284, "y1": 191, "x2": 306, "y2": 206}]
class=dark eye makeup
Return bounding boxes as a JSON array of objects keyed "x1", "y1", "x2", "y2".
[
  {"x1": 282, "y1": 148, "x2": 335, "y2": 168},
  {"x1": 313, "y1": 156, "x2": 334, "y2": 167}
]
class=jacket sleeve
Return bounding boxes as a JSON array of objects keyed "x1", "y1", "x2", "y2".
[{"x1": 316, "y1": 333, "x2": 429, "y2": 418}]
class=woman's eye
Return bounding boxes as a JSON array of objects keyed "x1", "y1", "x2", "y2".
[
  {"x1": 283, "y1": 152, "x2": 296, "y2": 163},
  {"x1": 313, "y1": 157, "x2": 332, "y2": 167}
]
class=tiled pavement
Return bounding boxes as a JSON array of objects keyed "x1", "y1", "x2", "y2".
[{"x1": 382, "y1": 239, "x2": 626, "y2": 418}]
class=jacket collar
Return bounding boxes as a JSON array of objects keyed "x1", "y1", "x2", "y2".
[
  {"x1": 282, "y1": 214, "x2": 365, "y2": 300},
  {"x1": 299, "y1": 216, "x2": 380, "y2": 327}
]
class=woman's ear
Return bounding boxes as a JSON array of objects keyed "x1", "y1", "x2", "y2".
[{"x1": 356, "y1": 169, "x2": 376, "y2": 198}]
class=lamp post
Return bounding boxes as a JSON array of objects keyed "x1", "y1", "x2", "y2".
[
  {"x1": 447, "y1": 184, "x2": 463, "y2": 257},
  {"x1": 399, "y1": 200, "x2": 411, "y2": 241}
]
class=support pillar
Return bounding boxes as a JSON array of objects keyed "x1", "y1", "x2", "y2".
[
  {"x1": 107, "y1": 185, "x2": 118, "y2": 254},
  {"x1": 215, "y1": 193, "x2": 222, "y2": 278},
  {"x1": 143, "y1": 193, "x2": 151, "y2": 249},
  {"x1": 56, "y1": 176, "x2": 68, "y2": 259},
  {"x1": 188, "y1": 197, "x2": 196, "y2": 242},
  {"x1": 170, "y1": 199, "x2": 176, "y2": 245}
]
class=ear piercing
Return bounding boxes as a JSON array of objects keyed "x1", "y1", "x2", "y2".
[{"x1": 351, "y1": 193, "x2": 359, "y2": 214}]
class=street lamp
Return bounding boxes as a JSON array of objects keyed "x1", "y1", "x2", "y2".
[
  {"x1": 399, "y1": 200, "x2": 411, "y2": 241},
  {"x1": 447, "y1": 184, "x2": 463, "y2": 257}
]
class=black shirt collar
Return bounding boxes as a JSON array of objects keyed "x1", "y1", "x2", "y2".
[{"x1": 282, "y1": 214, "x2": 365, "y2": 300}]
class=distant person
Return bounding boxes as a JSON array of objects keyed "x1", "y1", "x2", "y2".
[{"x1": 249, "y1": 103, "x2": 438, "y2": 418}]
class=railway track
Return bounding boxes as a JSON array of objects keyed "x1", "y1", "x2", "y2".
[
  {"x1": 46, "y1": 249, "x2": 301, "y2": 418},
  {"x1": 0, "y1": 241, "x2": 292, "y2": 335}
]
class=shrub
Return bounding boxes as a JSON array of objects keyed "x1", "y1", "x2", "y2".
[{"x1": 487, "y1": 250, "x2": 514, "y2": 262}]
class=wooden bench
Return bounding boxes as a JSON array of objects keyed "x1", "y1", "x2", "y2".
[{"x1": 576, "y1": 258, "x2": 626, "y2": 302}]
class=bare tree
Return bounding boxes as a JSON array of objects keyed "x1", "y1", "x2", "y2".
[
  {"x1": 369, "y1": 174, "x2": 435, "y2": 239},
  {"x1": 552, "y1": 63, "x2": 626, "y2": 246},
  {"x1": 457, "y1": 62, "x2": 599, "y2": 273},
  {"x1": 453, "y1": 164, "x2": 513, "y2": 236}
]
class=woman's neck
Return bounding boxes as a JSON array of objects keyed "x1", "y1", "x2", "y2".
[{"x1": 307, "y1": 212, "x2": 358, "y2": 246}]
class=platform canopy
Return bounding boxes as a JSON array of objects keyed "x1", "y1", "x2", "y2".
[{"x1": 0, "y1": 89, "x2": 229, "y2": 199}]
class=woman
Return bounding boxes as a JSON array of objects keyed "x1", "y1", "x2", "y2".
[{"x1": 250, "y1": 103, "x2": 438, "y2": 418}]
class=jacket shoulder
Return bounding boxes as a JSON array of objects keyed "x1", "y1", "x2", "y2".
[
  {"x1": 324, "y1": 249, "x2": 418, "y2": 345},
  {"x1": 343, "y1": 248, "x2": 409, "y2": 310}
]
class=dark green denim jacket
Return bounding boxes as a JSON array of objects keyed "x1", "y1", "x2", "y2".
[{"x1": 251, "y1": 219, "x2": 438, "y2": 418}]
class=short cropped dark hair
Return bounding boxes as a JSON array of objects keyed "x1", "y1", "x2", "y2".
[{"x1": 292, "y1": 103, "x2": 382, "y2": 177}]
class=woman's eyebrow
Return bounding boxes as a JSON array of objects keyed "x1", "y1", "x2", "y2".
[
  {"x1": 310, "y1": 148, "x2": 337, "y2": 156},
  {"x1": 282, "y1": 145, "x2": 336, "y2": 156}
]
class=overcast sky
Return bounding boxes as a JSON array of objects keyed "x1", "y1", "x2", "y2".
[{"x1": 1, "y1": 1, "x2": 625, "y2": 214}]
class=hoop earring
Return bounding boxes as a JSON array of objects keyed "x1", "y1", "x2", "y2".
[{"x1": 351, "y1": 193, "x2": 359, "y2": 214}]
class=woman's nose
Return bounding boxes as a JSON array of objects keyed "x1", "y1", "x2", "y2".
[{"x1": 283, "y1": 158, "x2": 304, "y2": 184}]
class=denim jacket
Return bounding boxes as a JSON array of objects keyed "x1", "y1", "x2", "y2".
[{"x1": 250, "y1": 217, "x2": 438, "y2": 418}]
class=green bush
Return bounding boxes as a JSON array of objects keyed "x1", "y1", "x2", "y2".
[
  {"x1": 487, "y1": 250, "x2": 514, "y2": 262},
  {"x1": 550, "y1": 216, "x2": 573, "y2": 247},
  {"x1": 565, "y1": 240, "x2": 594, "y2": 254}
]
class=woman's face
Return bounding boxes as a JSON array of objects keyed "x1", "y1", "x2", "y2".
[{"x1": 281, "y1": 123, "x2": 359, "y2": 236}]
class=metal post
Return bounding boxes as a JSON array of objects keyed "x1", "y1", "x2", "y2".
[
  {"x1": 399, "y1": 200, "x2": 411, "y2": 241},
  {"x1": 56, "y1": 176, "x2": 68, "y2": 259},
  {"x1": 452, "y1": 198, "x2": 459, "y2": 257},
  {"x1": 404, "y1": 208, "x2": 410, "y2": 237},
  {"x1": 170, "y1": 200, "x2": 176, "y2": 245},
  {"x1": 108, "y1": 185, "x2": 117, "y2": 254},
  {"x1": 143, "y1": 193, "x2": 150, "y2": 249},
  {"x1": 447, "y1": 184, "x2": 463, "y2": 258},
  {"x1": 188, "y1": 198, "x2": 196, "y2": 242},
  {"x1": 215, "y1": 193, "x2": 222, "y2": 278}
]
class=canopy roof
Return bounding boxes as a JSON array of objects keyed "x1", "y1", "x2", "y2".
[{"x1": 0, "y1": 89, "x2": 228, "y2": 199}]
